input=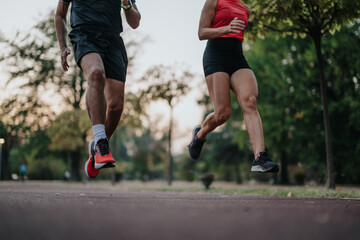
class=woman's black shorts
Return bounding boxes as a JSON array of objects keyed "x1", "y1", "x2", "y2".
[
  {"x1": 203, "y1": 38, "x2": 251, "y2": 77},
  {"x1": 69, "y1": 26, "x2": 128, "y2": 82}
]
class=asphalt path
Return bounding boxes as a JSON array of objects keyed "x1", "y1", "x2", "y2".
[{"x1": 0, "y1": 182, "x2": 359, "y2": 240}]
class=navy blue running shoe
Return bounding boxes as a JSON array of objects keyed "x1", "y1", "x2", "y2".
[
  {"x1": 188, "y1": 125, "x2": 205, "y2": 159},
  {"x1": 251, "y1": 151, "x2": 279, "y2": 173}
]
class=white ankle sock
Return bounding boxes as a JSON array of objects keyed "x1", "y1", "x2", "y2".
[{"x1": 92, "y1": 124, "x2": 107, "y2": 144}]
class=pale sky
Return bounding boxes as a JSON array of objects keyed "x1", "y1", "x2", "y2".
[{"x1": 0, "y1": 0, "x2": 209, "y2": 154}]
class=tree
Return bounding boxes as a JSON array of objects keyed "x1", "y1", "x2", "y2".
[
  {"x1": 0, "y1": 12, "x2": 86, "y2": 179},
  {"x1": 1, "y1": 12, "x2": 86, "y2": 111},
  {"x1": 248, "y1": 0, "x2": 360, "y2": 188},
  {"x1": 47, "y1": 109, "x2": 91, "y2": 180},
  {"x1": 244, "y1": 34, "x2": 325, "y2": 184},
  {"x1": 0, "y1": 95, "x2": 54, "y2": 180},
  {"x1": 0, "y1": 11, "x2": 147, "y2": 180},
  {"x1": 9, "y1": 129, "x2": 67, "y2": 180},
  {"x1": 140, "y1": 65, "x2": 193, "y2": 185},
  {"x1": 131, "y1": 128, "x2": 167, "y2": 181}
]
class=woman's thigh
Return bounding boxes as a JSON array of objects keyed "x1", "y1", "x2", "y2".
[
  {"x1": 206, "y1": 72, "x2": 232, "y2": 112},
  {"x1": 230, "y1": 69, "x2": 258, "y2": 107}
]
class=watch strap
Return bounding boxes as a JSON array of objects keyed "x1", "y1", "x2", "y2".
[{"x1": 121, "y1": 1, "x2": 132, "y2": 10}]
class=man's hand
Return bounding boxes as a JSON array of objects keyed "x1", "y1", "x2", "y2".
[{"x1": 61, "y1": 46, "x2": 71, "y2": 71}]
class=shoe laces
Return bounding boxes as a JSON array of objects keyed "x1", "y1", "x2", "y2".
[
  {"x1": 96, "y1": 139, "x2": 110, "y2": 156},
  {"x1": 256, "y1": 151, "x2": 272, "y2": 163}
]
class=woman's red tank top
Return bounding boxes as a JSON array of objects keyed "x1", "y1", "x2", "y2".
[{"x1": 210, "y1": 0, "x2": 250, "y2": 42}]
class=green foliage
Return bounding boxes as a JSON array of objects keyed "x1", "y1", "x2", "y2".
[
  {"x1": 246, "y1": 23, "x2": 359, "y2": 183},
  {"x1": 0, "y1": 94, "x2": 55, "y2": 179},
  {"x1": 47, "y1": 109, "x2": 90, "y2": 151},
  {"x1": 121, "y1": 92, "x2": 145, "y2": 129},
  {"x1": 322, "y1": 21, "x2": 360, "y2": 183},
  {"x1": 9, "y1": 129, "x2": 67, "y2": 180},
  {"x1": 247, "y1": 0, "x2": 360, "y2": 39},
  {"x1": 139, "y1": 64, "x2": 195, "y2": 184},
  {"x1": 27, "y1": 157, "x2": 67, "y2": 180},
  {"x1": 140, "y1": 65, "x2": 193, "y2": 107},
  {"x1": 196, "y1": 130, "x2": 246, "y2": 183},
  {"x1": 1, "y1": 12, "x2": 86, "y2": 111},
  {"x1": 178, "y1": 160, "x2": 195, "y2": 182},
  {"x1": 246, "y1": 0, "x2": 360, "y2": 188},
  {"x1": 131, "y1": 129, "x2": 166, "y2": 180}
]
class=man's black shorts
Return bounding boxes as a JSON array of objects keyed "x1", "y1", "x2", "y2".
[
  {"x1": 203, "y1": 38, "x2": 251, "y2": 77},
  {"x1": 69, "y1": 26, "x2": 128, "y2": 82}
]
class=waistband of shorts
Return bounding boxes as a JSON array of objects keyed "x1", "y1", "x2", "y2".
[
  {"x1": 71, "y1": 24, "x2": 121, "y2": 35},
  {"x1": 207, "y1": 37, "x2": 243, "y2": 46},
  {"x1": 206, "y1": 38, "x2": 243, "y2": 52}
]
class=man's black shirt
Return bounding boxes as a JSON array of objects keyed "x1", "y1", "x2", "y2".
[{"x1": 63, "y1": 0, "x2": 134, "y2": 33}]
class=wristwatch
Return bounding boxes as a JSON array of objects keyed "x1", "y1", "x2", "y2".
[{"x1": 121, "y1": 1, "x2": 132, "y2": 10}]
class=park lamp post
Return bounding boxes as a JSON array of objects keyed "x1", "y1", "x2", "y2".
[{"x1": 0, "y1": 138, "x2": 4, "y2": 181}]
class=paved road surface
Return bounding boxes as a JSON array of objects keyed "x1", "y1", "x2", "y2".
[{"x1": 0, "y1": 182, "x2": 359, "y2": 240}]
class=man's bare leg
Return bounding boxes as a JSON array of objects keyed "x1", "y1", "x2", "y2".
[
  {"x1": 81, "y1": 53, "x2": 107, "y2": 127},
  {"x1": 104, "y1": 78, "x2": 125, "y2": 138},
  {"x1": 81, "y1": 52, "x2": 115, "y2": 170}
]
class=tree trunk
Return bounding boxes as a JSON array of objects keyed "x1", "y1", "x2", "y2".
[
  {"x1": 234, "y1": 161, "x2": 242, "y2": 184},
  {"x1": 168, "y1": 105, "x2": 173, "y2": 186},
  {"x1": 280, "y1": 150, "x2": 289, "y2": 184},
  {"x1": 313, "y1": 34, "x2": 335, "y2": 189},
  {"x1": 1, "y1": 136, "x2": 13, "y2": 180},
  {"x1": 70, "y1": 149, "x2": 81, "y2": 181}
]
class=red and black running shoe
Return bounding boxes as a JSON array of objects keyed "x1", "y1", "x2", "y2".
[
  {"x1": 84, "y1": 139, "x2": 100, "y2": 178},
  {"x1": 94, "y1": 138, "x2": 115, "y2": 169}
]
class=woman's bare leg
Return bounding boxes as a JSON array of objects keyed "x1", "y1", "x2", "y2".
[
  {"x1": 197, "y1": 72, "x2": 232, "y2": 140},
  {"x1": 230, "y1": 69, "x2": 265, "y2": 157}
]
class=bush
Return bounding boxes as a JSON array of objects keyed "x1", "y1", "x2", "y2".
[{"x1": 27, "y1": 157, "x2": 66, "y2": 180}]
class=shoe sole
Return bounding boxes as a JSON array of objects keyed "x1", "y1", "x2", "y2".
[
  {"x1": 94, "y1": 161, "x2": 115, "y2": 169},
  {"x1": 251, "y1": 165, "x2": 279, "y2": 173},
  {"x1": 84, "y1": 158, "x2": 92, "y2": 178},
  {"x1": 85, "y1": 140, "x2": 97, "y2": 178}
]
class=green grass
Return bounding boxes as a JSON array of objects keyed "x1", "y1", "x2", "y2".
[
  {"x1": 150, "y1": 185, "x2": 360, "y2": 199},
  {"x1": 26, "y1": 180, "x2": 360, "y2": 199}
]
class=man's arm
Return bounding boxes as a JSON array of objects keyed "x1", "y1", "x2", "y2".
[
  {"x1": 122, "y1": 0, "x2": 141, "y2": 29},
  {"x1": 55, "y1": 0, "x2": 71, "y2": 71}
]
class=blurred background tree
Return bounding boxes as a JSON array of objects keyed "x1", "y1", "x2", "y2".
[
  {"x1": 0, "y1": 95, "x2": 54, "y2": 180},
  {"x1": 246, "y1": 0, "x2": 360, "y2": 188},
  {"x1": 139, "y1": 65, "x2": 194, "y2": 185}
]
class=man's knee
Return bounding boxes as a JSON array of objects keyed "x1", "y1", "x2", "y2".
[
  {"x1": 215, "y1": 107, "x2": 231, "y2": 125},
  {"x1": 87, "y1": 68, "x2": 106, "y2": 88}
]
